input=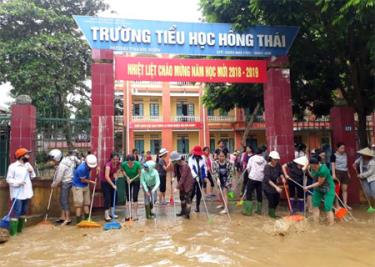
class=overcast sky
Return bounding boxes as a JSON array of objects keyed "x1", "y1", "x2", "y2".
[{"x1": 0, "y1": 0, "x2": 201, "y2": 109}]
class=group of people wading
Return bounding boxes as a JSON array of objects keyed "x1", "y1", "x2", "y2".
[{"x1": 5, "y1": 140, "x2": 375, "y2": 236}]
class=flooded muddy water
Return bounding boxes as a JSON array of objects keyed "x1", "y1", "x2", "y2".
[{"x1": 1, "y1": 203, "x2": 374, "y2": 267}]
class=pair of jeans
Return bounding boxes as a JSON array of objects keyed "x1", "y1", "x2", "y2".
[
  {"x1": 191, "y1": 180, "x2": 203, "y2": 210},
  {"x1": 60, "y1": 182, "x2": 72, "y2": 211},
  {"x1": 101, "y1": 181, "x2": 115, "y2": 210},
  {"x1": 12, "y1": 199, "x2": 29, "y2": 218}
]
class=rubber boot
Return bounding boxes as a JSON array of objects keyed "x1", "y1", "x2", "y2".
[
  {"x1": 145, "y1": 205, "x2": 151, "y2": 219},
  {"x1": 177, "y1": 202, "x2": 186, "y2": 217},
  {"x1": 298, "y1": 199, "x2": 305, "y2": 212},
  {"x1": 241, "y1": 201, "x2": 253, "y2": 216},
  {"x1": 255, "y1": 202, "x2": 262, "y2": 215},
  {"x1": 290, "y1": 198, "x2": 296, "y2": 214},
  {"x1": 185, "y1": 205, "x2": 191, "y2": 219},
  {"x1": 84, "y1": 213, "x2": 89, "y2": 220},
  {"x1": 104, "y1": 209, "x2": 111, "y2": 222},
  {"x1": 76, "y1": 216, "x2": 82, "y2": 224},
  {"x1": 17, "y1": 217, "x2": 25, "y2": 233},
  {"x1": 9, "y1": 219, "x2": 18, "y2": 236},
  {"x1": 150, "y1": 203, "x2": 155, "y2": 217},
  {"x1": 268, "y1": 208, "x2": 277, "y2": 219}
]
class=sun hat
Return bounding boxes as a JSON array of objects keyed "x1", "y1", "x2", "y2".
[{"x1": 357, "y1": 147, "x2": 375, "y2": 157}]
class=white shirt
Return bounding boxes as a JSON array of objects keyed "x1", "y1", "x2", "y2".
[
  {"x1": 246, "y1": 154, "x2": 266, "y2": 182},
  {"x1": 6, "y1": 161, "x2": 36, "y2": 200}
]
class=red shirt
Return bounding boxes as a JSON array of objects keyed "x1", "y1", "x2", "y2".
[{"x1": 101, "y1": 161, "x2": 120, "y2": 182}]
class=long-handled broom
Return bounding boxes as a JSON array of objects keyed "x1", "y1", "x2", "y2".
[
  {"x1": 38, "y1": 187, "x2": 54, "y2": 226},
  {"x1": 77, "y1": 176, "x2": 101, "y2": 228},
  {"x1": 103, "y1": 179, "x2": 121, "y2": 230},
  {"x1": 287, "y1": 177, "x2": 348, "y2": 221},
  {"x1": 0, "y1": 172, "x2": 29, "y2": 229}
]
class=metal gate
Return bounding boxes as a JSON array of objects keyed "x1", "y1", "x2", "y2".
[{"x1": 0, "y1": 115, "x2": 10, "y2": 177}]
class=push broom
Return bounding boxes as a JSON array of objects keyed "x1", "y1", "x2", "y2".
[
  {"x1": 103, "y1": 179, "x2": 121, "y2": 231},
  {"x1": 38, "y1": 171, "x2": 57, "y2": 226},
  {"x1": 77, "y1": 176, "x2": 101, "y2": 228},
  {"x1": 0, "y1": 172, "x2": 29, "y2": 229},
  {"x1": 37, "y1": 187, "x2": 54, "y2": 226},
  {"x1": 286, "y1": 177, "x2": 349, "y2": 220}
]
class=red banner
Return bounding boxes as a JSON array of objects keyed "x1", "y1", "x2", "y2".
[
  {"x1": 129, "y1": 121, "x2": 202, "y2": 129},
  {"x1": 115, "y1": 56, "x2": 267, "y2": 83}
]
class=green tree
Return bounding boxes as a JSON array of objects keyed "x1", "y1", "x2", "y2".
[
  {"x1": 200, "y1": 0, "x2": 375, "y2": 148},
  {"x1": 0, "y1": 0, "x2": 107, "y2": 118}
]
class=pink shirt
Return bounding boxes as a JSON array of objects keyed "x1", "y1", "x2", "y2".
[{"x1": 101, "y1": 161, "x2": 120, "y2": 182}]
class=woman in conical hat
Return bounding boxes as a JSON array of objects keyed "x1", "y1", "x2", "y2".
[{"x1": 353, "y1": 147, "x2": 375, "y2": 212}]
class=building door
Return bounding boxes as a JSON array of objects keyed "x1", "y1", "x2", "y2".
[
  {"x1": 246, "y1": 138, "x2": 257, "y2": 150},
  {"x1": 0, "y1": 121, "x2": 10, "y2": 177},
  {"x1": 135, "y1": 140, "x2": 144, "y2": 154},
  {"x1": 150, "y1": 139, "x2": 161, "y2": 155},
  {"x1": 177, "y1": 137, "x2": 189, "y2": 154}
]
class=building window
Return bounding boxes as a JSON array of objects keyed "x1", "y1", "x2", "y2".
[
  {"x1": 209, "y1": 139, "x2": 215, "y2": 153},
  {"x1": 228, "y1": 138, "x2": 234, "y2": 152},
  {"x1": 135, "y1": 140, "x2": 144, "y2": 154},
  {"x1": 177, "y1": 137, "x2": 189, "y2": 154},
  {"x1": 150, "y1": 103, "x2": 159, "y2": 117},
  {"x1": 150, "y1": 139, "x2": 161, "y2": 155},
  {"x1": 133, "y1": 103, "x2": 144, "y2": 116},
  {"x1": 207, "y1": 108, "x2": 214, "y2": 116},
  {"x1": 246, "y1": 138, "x2": 258, "y2": 150},
  {"x1": 220, "y1": 138, "x2": 234, "y2": 153},
  {"x1": 177, "y1": 102, "x2": 194, "y2": 121}
]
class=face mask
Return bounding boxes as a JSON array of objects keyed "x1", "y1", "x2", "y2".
[{"x1": 22, "y1": 156, "x2": 29, "y2": 163}]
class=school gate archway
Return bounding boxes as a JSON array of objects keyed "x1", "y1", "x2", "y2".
[{"x1": 74, "y1": 17, "x2": 360, "y2": 205}]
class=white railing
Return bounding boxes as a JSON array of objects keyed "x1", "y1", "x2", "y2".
[
  {"x1": 208, "y1": 115, "x2": 235, "y2": 122},
  {"x1": 131, "y1": 81, "x2": 162, "y2": 87},
  {"x1": 132, "y1": 116, "x2": 162, "y2": 121},
  {"x1": 172, "y1": 116, "x2": 200, "y2": 122}
]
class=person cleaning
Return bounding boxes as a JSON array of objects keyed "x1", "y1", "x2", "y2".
[
  {"x1": 202, "y1": 146, "x2": 215, "y2": 198},
  {"x1": 242, "y1": 147, "x2": 267, "y2": 216},
  {"x1": 6, "y1": 148, "x2": 36, "y2": 236},
  {"x1": 121, "y1": 155, "x2": 142, "y2": 221},
  {"x1": 170, "y1": 151, "x2": 194, "y2": 219},
  {"x1": 141, "y1": 161, "x2": 160, "y2": 219},
  {"x1": 263, "y1": 151, "x2": 285, "y2": 218},
  {"x1": 331, "y1": 142, "x2": 351, "y2": 209},
  {"x1": 156, "y1": 148, "x2": 169, "y2": 205},
  {"x1": 354, "y1": 147, "x2": 375, "y2": 209},
  {"x1": 72, "y1": 154, "x2": 98, "y2": 224},
  {"x1": 101, "y1": 152, "x2": 120, "y2": 222},
  {"x1": 51, "y1": 149, "x2": 80, "y2": 225},
  {"x1": 212, "y1": 150, "x2": 234, "y2": 215},
  {"x1": 304, "y1": 157, "x2": 335, "y2": 225},
  {"x1": 282, "y1": 156, "x2": 308, "y2": 213},
  {"x1": 188, "y1": 145, "x2": 207, "y2": 213}
]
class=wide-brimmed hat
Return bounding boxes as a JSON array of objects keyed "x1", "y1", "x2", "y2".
[
  {"x1": 159, "y1": 148, "x2": 168, "y2": 157},
  {"x1": 191, "y1": 145, "x2": 203, "y2": 156},
  {"x1": 170, "y1": 151, "x2": 182, "y2": 161},
  {"x1": 293, "y1": 156, "x2": 309, "y2": 167},
  {"x1": 357, "y1": 147, "x2": 375, "y2": 157}
]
